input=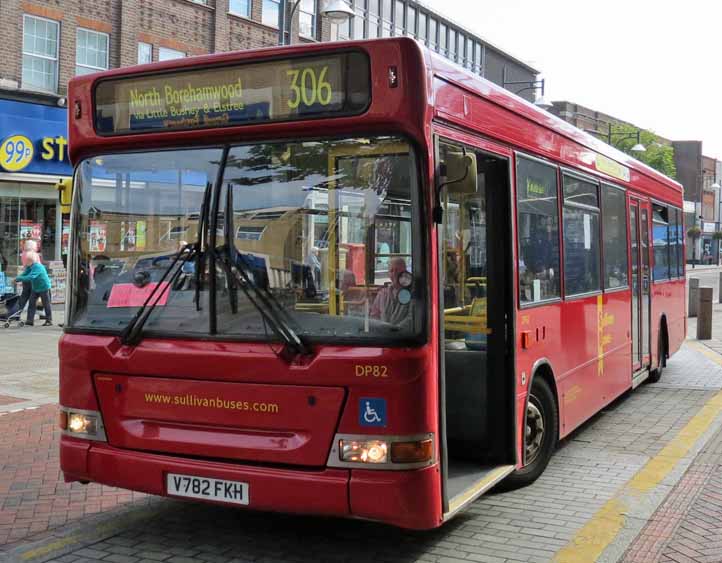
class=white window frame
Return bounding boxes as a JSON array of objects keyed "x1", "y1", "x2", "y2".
[
  {"x1": 299, "y1": 0, "x2": 317, "y2": 38},
  {"x1": 262, "y1": 0, "x2": 281, "y2": 28},
  {"x1": 137, "y1": 42, "x2": 152, "y2": 64},
  {"x1": 22, "y1": 14, "x2": 60, "y2": 93},
  {"x1": 229, "y1": 0, "x2": 252, "y2": 18},
  {"x1": 76, "y1": 27, "x2": 110, "y2": 76},
  {"x1": 158, "y1": 46, "x2": 186, "y2": 61}
]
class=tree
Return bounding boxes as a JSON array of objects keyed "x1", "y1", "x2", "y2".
[{"x1": 608, "y1": 122, "x2": 677, "y2": 179}]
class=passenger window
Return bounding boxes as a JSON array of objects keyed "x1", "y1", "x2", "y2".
[
  {"x1": 601, "y1": 184, "x2": 628, "y2": 289},
  {"x1": 652, "y1": 204, "x2": 669, "y2": 281},
  {"x1": 674, "y1": 208, "x2": 683, "y2": 277},
  {"x1": 516, "y1": 156, "x2": 560, "y2": 304},
  {"x1": 562, "y1": 175, "x2": 600, "y2": 296},
  {"x1": 669, "y1": 208, "x2": 684, "y2": 277}
]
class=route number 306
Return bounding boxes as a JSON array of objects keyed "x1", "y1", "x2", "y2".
[{"x1": 286, "y1": 66, "x2": 333, "y2": 109}]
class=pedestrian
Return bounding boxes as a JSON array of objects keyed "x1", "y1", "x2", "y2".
[
  {"x1": 15, "y1": 251, "x2": 52, "y2": 326},
  {"x1": 14, "y1": 240, "x2": 38, "y2": 319}
]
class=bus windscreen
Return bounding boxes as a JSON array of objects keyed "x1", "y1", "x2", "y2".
[{"x1": 94, "y1": 52, "x2": 370, "y2": 135}]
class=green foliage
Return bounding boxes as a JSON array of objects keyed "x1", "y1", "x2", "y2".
[
  {"x1": 607, "y1": 122, "x2": 677, "y2": 179},
  {"x1": 713, "y1": 231, "x2": 722, "y2": 241},
  {"x1": 688, "y1": 226, "x2": 701, "y2": 238}
]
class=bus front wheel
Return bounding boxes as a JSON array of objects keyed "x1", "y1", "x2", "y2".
[{"x1": 504, "y1": 377, "x2": 558, "y2": 489}]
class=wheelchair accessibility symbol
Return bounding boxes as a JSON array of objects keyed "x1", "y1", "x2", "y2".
[{"x1": 359, "y1": 398, "x2": 387, "y2": 427}]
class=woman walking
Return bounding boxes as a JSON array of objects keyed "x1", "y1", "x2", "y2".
[{"x1": 16, "y1": 251, "x2": 52, "y2": 326}]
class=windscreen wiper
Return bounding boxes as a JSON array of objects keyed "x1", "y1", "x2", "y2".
[
  {"x1": 220, "y1": 185, "x2": 310, "y2": 358},
  {"x1": 119, "y1": 242, "x2": 197, "y2": 346},
  {"x1": 193, "y1": 182, "x2": 212, "y2": 311}
]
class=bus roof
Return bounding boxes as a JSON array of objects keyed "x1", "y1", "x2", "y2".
[{"x1": 422, "y1": 46, "x2": 682, "y2": 194}]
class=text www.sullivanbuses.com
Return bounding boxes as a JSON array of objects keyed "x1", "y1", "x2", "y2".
[{"x1": 144, "y1": 393, "x2": 280, "y2": 413}]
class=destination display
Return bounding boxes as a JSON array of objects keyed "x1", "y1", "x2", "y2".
[{"x1": 94, "y1": 52, "x2": 370, "y2": 135}]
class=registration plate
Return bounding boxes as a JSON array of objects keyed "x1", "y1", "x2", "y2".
[{"x1": 166, "y1": 473, "x2": 249, "y2": 505}]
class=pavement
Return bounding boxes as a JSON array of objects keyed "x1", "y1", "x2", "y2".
[{"x1": 3, "y1": 299, "x2": 722, "y2": 561}]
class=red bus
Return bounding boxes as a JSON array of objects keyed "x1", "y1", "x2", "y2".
[{"x1": 60, "y1": 38, "x2": 685, "y2": 529}]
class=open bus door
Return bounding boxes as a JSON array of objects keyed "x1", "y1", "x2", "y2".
[{"x1": 435, "y1": 134, "x2": 516, "y2": 520}]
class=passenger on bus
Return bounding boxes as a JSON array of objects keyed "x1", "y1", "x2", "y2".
[{"x1": 371, "y1": 257, "x2": 410, "y2": 326}]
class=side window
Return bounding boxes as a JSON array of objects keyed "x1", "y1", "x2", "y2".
[
  {"x1": 652, "y1": 204, "x2": 669, "y2": 281},
  {"x1": 516, "y1": 156, "x2": 560, "y2": 304},
  {"x1": 601, "y1": 184, "x2": 628, "y2": 289},
  {"x1": 563, "y1": 174, "x2": 601, "y2": 296}
]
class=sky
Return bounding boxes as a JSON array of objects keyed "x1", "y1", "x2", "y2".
[{"x1": 423, "y1": 0, "x2": 722, "y2": 161}]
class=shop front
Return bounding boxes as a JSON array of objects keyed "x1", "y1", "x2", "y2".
[{"x1": 0, "y1": 98, "x2": 70, "y2": 299}]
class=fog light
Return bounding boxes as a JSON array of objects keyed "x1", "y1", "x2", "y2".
[
  {"x1": 340, "y1": 439, "x2": 389, "y2": 464},
  {"x1": 68, "y1": 413, "x2": 98, "y2": 435}
]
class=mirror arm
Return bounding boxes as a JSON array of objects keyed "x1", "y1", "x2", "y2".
[{"x1": 433, "y1": 147, "x2": 470, "y2": 224}]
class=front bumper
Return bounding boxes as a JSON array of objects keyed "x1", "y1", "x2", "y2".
[{"x1": 60, "y1": 436, "x2": 442, "y2": 529}]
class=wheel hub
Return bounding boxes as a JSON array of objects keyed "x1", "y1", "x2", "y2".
[{"x1": 525, "y1": 400, "x2": 545, "y2": 465}]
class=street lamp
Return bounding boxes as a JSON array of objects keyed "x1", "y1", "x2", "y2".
[
  {"x1": 501, "y1": 67, "x2": 552, "y2": 110},
  {"x1": 584, "y1": 122, "x2": 646, "y2": 153},
  {"x1": 279, "y1": 0, "x2": 353, "y2": 45}
]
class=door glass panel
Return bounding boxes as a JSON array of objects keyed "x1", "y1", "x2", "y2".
[
  {"x1": 641, "y1": 208, "x2": 650, "y2": 358},
  {"x1": 630, "y1": 205, "x2": 639, "y2": 365}
]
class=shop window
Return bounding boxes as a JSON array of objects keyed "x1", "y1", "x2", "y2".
[
  {"x1": 137, "y1": 42, "x2": 152, "y2": 64},
  {"x1": 516, "y1": 156, "x2": 560, "y2": 304},
  {"x1": 299, "y1": 0, "x2": 316, "y2": 38},
  {"x1": 76, "y1": 28, "x2": 109, "y2": 76},
  {"x1": 22, "y1": 15, "x2": 59, "y2": 93},
  {"x1": 262, "y1": 0, "x2": 280, "y2": 27},
  {"x1": 563, "y1": 175, "x2": 601, "y2": 296},
  {"x1": 601, "y1": 184, "x2": 628, "y2": 289},
  {"x1": 158, "y1": 47, "x2": 186, "y2": 61},
  {"x1": 229, "y1": 0, "x2": 251, "y2": 17}
]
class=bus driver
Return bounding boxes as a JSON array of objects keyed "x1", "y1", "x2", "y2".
[{"x1": 370, "y1": 257, "x2": 411, "y2": 327}]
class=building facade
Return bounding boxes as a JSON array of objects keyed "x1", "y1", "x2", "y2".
[{"x1": 0, "y1": 0, "x2": 538, "y2": 282}]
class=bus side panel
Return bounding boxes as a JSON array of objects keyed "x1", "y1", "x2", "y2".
[
  {"x1": 599, "y1": 289, "x2": 633, "y2": 401},
  {"x1": 515, "y1": 303, "x2": 563, "y2": 435},
  {"x1": 557, "y1": 295, "x2": 606, "y2": 437},
  {"x1": 651, "y1": 278, "x2": 686, "y2": 360}
]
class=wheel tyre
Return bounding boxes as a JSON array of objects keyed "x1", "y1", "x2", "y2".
[
  {"x1": 3, "y1": 323, "x2": 8, "y2": 329},
  {"x1": 18, "y1": 321, "x2": 25, "y2": 328},
  {"x1": 648, "y1": 334, "x2": 666, "y2": 384},
  {"x1": 502, "y1": 377, "x2": 558, "y2": 490}
]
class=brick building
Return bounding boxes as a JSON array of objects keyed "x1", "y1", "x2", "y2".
[{"x1": 0, "y1": 0, "x2": 539, "y2": 282}]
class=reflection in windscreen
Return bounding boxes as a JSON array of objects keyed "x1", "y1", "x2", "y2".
[{"x1": 69, "y1": 137, "x2": 420, "y2": 342}]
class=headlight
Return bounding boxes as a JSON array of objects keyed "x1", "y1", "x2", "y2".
[
  {"x1": 68, "y1": 413, "x2": 98, "y2": 434},
  {"x1": 59, "y1": 407, "x2": 107, "y2": 441},
  {"x1": 340, "y1": 439, "x2": 389, "y2": 464},
  {"x1": 330, "y1": 434, "x2": 434, "y2": 469}
]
